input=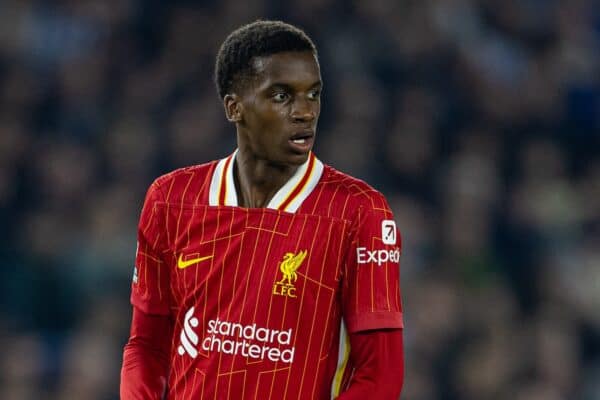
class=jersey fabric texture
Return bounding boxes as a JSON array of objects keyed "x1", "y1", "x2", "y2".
[{"x1": 131, "y1": 151, "x2": 403, "y2": 399}]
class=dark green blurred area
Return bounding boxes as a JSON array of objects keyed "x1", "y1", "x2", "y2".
[{"x1": 0, "y1": 0, "x2": 598, "y2": 399}]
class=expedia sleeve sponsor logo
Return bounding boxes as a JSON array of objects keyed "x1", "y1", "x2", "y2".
[
  {"x1": 381, "y1": 220, "x2": 397, "y2": 245},
  {"x1": 355, "y1": 219, "x2": 400, "y2": 266},
  {"x1": 356, "y1": 247, "x2": 401, "y2": 266}
]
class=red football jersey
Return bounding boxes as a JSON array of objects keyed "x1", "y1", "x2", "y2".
[{"x1": 131, "y1": 151, "x2": 403, "y2": 400}]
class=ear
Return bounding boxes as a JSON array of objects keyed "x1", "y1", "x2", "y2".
[{"x1": 224, "y1": 94, "x2": 243, "y2": 123}]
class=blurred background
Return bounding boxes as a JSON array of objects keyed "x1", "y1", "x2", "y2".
[{"x1": 0, "y1": 0, "x2": 598, "y2": 399}]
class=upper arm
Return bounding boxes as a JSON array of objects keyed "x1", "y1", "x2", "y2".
[
  {"x1": 131, "y1": 181, "x2": 172, "y2": 316},
  {"x1": 341, "y1": 194, "x2": 403, "y2": 334}
]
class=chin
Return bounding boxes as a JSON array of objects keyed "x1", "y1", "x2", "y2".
[
  {"x1": 287, "y1": 151, "x2": 311, "y2": 165},
  {"x1": 265, "y1": 147, "x2": 311, "y2": 168}
]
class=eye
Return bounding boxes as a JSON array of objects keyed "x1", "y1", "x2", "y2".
[
  {"x1": 308, "y1": 88, "x2": 321, "y2": 100},
  {"x1": 272, "y1": 92, "x2": 289, "y2": 102}
]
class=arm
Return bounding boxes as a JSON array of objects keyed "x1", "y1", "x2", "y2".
[
  {"x1": 121, "y1": 180, "x2": 173, "y2": 399},
  {"x1": 121, "y1": 307, "x2": 173, "y2": 400},
  {"x1": 338, "y1": 195, "x2": 405, "y2": 398},
  {"x1": 336, "y1": 329, "x2": 404, "y2": 400}
]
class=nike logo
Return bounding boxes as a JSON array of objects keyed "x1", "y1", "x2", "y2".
[{"x1": 177, "y1": 254, "x2": 213, "y2": 269}]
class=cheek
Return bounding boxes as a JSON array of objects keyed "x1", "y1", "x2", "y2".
[
  {"x1": 278, "y1": 107, "x2": 289, "y2": 121},
  {"x1": 258, "y1": 106, "x2": 288, "y2": 130},
  {"x1": 243, "y1": 100, "x2": 290, "y2": 140}
]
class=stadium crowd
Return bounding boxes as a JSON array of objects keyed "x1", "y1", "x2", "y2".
[{"x1": 0, "y1": 0, "x2": 598, "y2": 399}]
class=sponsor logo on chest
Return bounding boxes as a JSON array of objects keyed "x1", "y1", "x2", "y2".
[{"x1": 177, "y1": 307, "x2": 296, "y2": 363}]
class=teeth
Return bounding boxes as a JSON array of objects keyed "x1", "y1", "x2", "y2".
[{"x1": 292, "y1": 139, "x2": 306, "y2": 144}]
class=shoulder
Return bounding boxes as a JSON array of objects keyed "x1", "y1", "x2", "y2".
[
  {"x1": 146, "y1": 160, "x2": 218, "y2": 204},
  {"x1": 322, "y1": 165, "x2": 388, "y2": 203},
  {"x1": 312, "y1": 164, "x2": 392, "y2": 220}
]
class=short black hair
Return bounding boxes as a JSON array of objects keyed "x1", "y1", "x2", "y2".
[{"x1": 215, "y1": 20, "x2": 317, "y2": 99}]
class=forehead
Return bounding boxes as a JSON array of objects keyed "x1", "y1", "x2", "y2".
[{"x1": 251, "y1": 51, "x2": 321, "y2": 89}]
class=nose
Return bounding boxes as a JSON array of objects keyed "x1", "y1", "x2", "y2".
[{"x1": 290, "y1": 97, "x2": 316, "y2": 123}]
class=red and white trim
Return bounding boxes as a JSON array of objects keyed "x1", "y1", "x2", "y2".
[
  {"x1": 208, "y1": 150, "x2": 324, "y2": 213},
  {"x1": 208, "y1": 150, "x2": 238, "y2": 207}
]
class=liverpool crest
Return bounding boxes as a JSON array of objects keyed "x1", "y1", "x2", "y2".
[{"x1": 273, "y1": 250, "x2": 307, "y2": 298}]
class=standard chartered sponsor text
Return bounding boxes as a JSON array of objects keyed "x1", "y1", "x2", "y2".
[{"x1": 202, "y1": 318, "x2": 295, "y2": 363}]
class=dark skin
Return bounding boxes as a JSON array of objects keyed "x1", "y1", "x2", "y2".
[{"x1": 223, "y1": 51, "x2": 322, "y2": 208}]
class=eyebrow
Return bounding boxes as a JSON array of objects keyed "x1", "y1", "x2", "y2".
[{"x1": 267, "y1": 80, "x2": 322, "y2": 91}]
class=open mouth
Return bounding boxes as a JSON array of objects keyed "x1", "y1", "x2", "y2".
[
  {"x1": 288, "y1": 131, "x2": 314, "y2": 152},
  {"x1": 291, "y1": 137, "x2": 309, "y2": 144},
  {"x1": 290, "y1": 130, "x2": 314, "y2": 143}
]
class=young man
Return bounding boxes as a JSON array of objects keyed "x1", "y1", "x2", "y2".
[{"x1": 121, "y1": 20, "x2": 404, "y2": 399}]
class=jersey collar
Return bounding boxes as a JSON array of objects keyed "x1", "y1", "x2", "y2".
[{"x1": 209, "y1": 149, "x2": 324, "y2": 213}]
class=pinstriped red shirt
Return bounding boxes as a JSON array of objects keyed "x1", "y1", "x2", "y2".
[{"x1": 131, "y1": 151, "x2": 403, "y2": 399}]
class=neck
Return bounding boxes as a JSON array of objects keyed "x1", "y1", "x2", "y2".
[{"x1": 233, "y1": 149, "x2": 300, "y2": 208}]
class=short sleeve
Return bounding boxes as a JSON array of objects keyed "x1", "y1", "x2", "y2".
[
  {"x1": 342, "y1": 198, "x2": 403, "y2": 333},
  {"x1": 130, "y1": 181, "x2": 171, "y2": 316}
]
